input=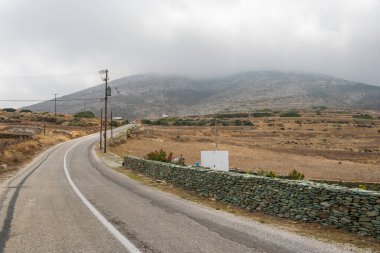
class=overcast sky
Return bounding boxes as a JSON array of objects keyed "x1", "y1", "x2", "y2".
[{"x1": 0, "y1": 0, "x2": 379, "y2": 108}]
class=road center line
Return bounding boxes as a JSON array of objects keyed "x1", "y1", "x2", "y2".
[{"x1": 64, "y1": 140, "x2": 141, "y2": 253}]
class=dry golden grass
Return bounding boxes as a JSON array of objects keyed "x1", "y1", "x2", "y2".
[
  {"x1": 110, "y1": 111, "x2": 380, "y2": 182},
  {"x1": 0, "y1": 110, "x2": 99, "y2": 178}
]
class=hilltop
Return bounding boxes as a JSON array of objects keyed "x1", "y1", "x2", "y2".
[{"x1": 24, "y1": 71, "x2": 380, "y2": 119}]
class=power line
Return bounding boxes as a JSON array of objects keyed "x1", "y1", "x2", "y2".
[
  {"x1": 0, "y1": 97, "x2": 103, "y2": 102},
  {"x1": 0, "y1": 71, "x2": 98, "y2": 81}
]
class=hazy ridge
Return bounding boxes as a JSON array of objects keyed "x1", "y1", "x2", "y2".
[{"x1": 24, "y1": 71, "x2": 380, "y2": 119}]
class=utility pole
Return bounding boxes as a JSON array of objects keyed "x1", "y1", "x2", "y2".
[
  {"x1": 83, "y1": 100, "x2": 87, "y2": 112},
  {"x1": 214, "y1": 118, "x2": 218, "y2": 151},
  {"x1": 111, "y1": 110, "x2": 113, "y2": 142},
  {"x1": 43, "y1": 117, "x2": 46, "y2": 135},
  {"x1": 104, "y1": 70, "x2": 108, "y2": 153},
  {"x1": 99, "y1": 108, "x2": 103, "y2": 149},
  {"x1": 53, "y1": 93, "x2": 58, "y2": 117},
  {"x1": 98, "y1": 69, "x2": 109, "y2": 153}
]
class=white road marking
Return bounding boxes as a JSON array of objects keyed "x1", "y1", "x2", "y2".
[{"x1": 64, "y1": 141, "x2": 141, "y2": 253}]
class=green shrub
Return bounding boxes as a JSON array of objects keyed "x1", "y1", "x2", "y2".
[
  {"x1": 196, "y1": 120, "x2": 207, "y2": 126},
  {"x1": 266, "y1": 171, "x2": 277, "y2": 178},
  {"x1": 3, "y1": 108, "x2": 17, "y2": 112},
  {"x1": 257, "y1": 170, "x2": 267, "y2": 176},
  {"x1": 141, "y1": 119, "x2": 152, "y2": 124},
  {"x1": 34, "y1": 117, "x2": 57, "y2": 123},
  {"x1": 110, "y1": 120, "x2": 120, "y2": 127},
  {"x1": 234, "y1": 119, "x2": 242, "y2": 126},
  {"x1": 154, "y1": 118, "x2": 169, "y2": 125},
  {"x1": 20, "y1": 109, "x2": 32, "y2": 113},
  {"x1": 173, "y1": 119, "x2": 184, "y2": 126},
  {"x1": 214, "y1": 113, "x2": 249, "y2": 118},
  {"x1": 280, "y1": 111, "x2": 301, "y2": 117},
  {"x1": 257, "y1": 108, "x2": 272, "y2": 113},
  {"x1": 68, "y1": 120, "x2": 87, "y2": 127},
  {"x1": 353, "y1": 114, "x2": 373, "y2": 120},
  {"x1": 145, "y1": 149, "x2": 173, "y2": 163},
  {"x1": 257, "y1": 170, "x2": 277, "y2": 178},
  {"x1": 287, "y1": 169, "x2": 305, "y2": 180},
  {"x1": 242, "y1": 120, "x2": 254, "y2": 126},
  {"x1": 173, "y1": 119, "x2": 197, "y2": 126},
  {"x1": 358, "y1": 184, "x2": 367, "y2": 190},
  {"x1": 74, "y1": 111, "x2": 96, "y2": 118},
  {"x1": 252, "y1": 112, "x2": 272, "y2": 117}
]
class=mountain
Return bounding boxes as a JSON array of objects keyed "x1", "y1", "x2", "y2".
[{"x1": 24, "y1": 71, "x2": 380, "y2": 119}]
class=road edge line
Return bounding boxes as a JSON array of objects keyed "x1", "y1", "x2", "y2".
[{"x1": 64, "y1": 141, "x2": 141, "y2": 253}]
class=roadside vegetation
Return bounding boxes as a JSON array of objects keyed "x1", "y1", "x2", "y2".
[
  {"x1": 141, "y1": 117, "x2": 255, "y2": 127},
  {"x1": 118, "y1": 108, "x2": 380, "y2": 182},
  {"x1": 352, "y1": 113, "x2": 373, "y2": 119},
  {"x1": 279, "y1": 111, "x2": 301, "y2": 117},
  {"x1": 74, "y1": 111, "x2": 96, "y2": 118},
  {"x1": 0, "y1": 109, "x2": 99, "y2": 179},
  {"x1": 145, "y1": 149, "x2": 173, "y2": 163}
]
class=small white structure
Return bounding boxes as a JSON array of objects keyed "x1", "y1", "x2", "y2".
[
  {"x1": 201, "y1": 151, "x2": 229, "y2": 171},
  {"x1": 112, "y1": 116, "x2": 124, "y2": 124}
]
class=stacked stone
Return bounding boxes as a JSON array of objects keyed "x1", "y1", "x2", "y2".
[{"x1": 123, "y1": 156, "x2": 380, "y2": 239}]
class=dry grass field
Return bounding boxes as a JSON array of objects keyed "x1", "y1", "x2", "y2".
[
  {"x1": 110, "y1": 109, "x2": 380, "y2": 182},
  {"x1": 0, "y1": 110, "x2": 99, "y2": 179}
]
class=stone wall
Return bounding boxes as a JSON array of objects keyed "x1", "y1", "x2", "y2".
[
  {"x1": 123, "y1": 156, "x2": 380, "y2": 239},
  {"x1": 311, "y1": 180, "x2": 380, "y2": 192}
]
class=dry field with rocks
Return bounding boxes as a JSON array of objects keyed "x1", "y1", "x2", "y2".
[{"x1": 111, "y1": 109, "x2": 380, "y2": 182}]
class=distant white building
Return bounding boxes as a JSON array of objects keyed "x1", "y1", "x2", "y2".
[
  {"x1": 161, "y1": 114, "x2": 170, "y2": 118},
  {"x1": 112, "y1": 116, "x2": 124, "y2": 124}
]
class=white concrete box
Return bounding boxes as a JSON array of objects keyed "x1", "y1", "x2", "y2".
[{"x1": 201, "y1": 151, "x2": 229, "y2": 171}]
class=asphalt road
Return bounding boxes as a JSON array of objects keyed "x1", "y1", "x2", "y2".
[{"x1": 0, "y1": 126, "x2": 356, "y2": 253}]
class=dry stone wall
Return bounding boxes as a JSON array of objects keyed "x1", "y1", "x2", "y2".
[{"x1": 123, "y1": 156, "x2": 380, "y2": 239}]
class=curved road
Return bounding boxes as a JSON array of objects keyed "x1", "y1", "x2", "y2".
[{"x1": 0, "y1": 127, "x2": 354, "y2": 253}]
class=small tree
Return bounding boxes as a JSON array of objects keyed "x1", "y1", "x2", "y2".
[
  {"x1": 280, "y1": 111, "x2": 301, "y2": 117},
  {"x1": 141, "y1": 119, "x2": 152, "y2": 124},
  {"x1": 74, "y1": 111, "x2": 96, "y2": 118},
  {"x1": 145, "y1": 149, "x2": 173, "y2": 163},
  {"x1": 20, "y1": 109, "x2": 32, "y2": 113},
  {"x1": 3, "y1": 108, "x2": 17, "y2": 112}
]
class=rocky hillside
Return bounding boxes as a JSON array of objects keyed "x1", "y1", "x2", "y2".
[{"x1": 24, "y1": 71, "x2": 380, "y2": 119}]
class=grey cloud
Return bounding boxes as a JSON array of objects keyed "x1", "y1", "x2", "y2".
[{"x1": 0, "y1": 0, "x2": 379, "y2": 108}]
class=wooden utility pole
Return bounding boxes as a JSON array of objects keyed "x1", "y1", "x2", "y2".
[
  {"x1": 99, "y1": 108, "x2": 103, "y2": 149},
  {"x1": 214, "y1": 118, "x2": 218, "y2": 151},
  {"x1": 104, "y1": 70, "x2": 109, "y2": 153},
  {"x1": 53, "y1": 93, "x2": 58, "y2": 117},
  {"x1": 43, "y1": 117, "x2": 46, "y2": 135},
  {"x1": 110, "y1": 110, "x2": 113, "y2": 142}
]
